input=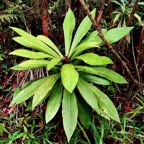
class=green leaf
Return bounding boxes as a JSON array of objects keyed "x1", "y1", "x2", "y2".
[
  {"x1": 11, "y1": 27, "x2": 60, "y2": 58},
  {"x1": 93, "y1": 67, "x2": 128, "y2": 84},
  {"x1": 32, "y1": 74, "x2": 60, "y2": 109},
  {"x1": 75, "y1": 66, "x2": 127, "y2": 84},
  {"x1": 37, "y1": 35, "x2": 63, "y2": 58},
  {"x1": 46, "y1": 58, "x2": 61, "y2": 70},
  {"x1": 80, "y1": 73, "x2": 110, "y2": 85},
  {"x1": 70, "y1": 42, "x2": 100, "y2": 60},
  {"x1": 62, "y1": 89, "x2": 78, "y2": 142},
  {"x1": 91, "y1": 85, "x2": 120, "y2": 122},
  {"x1": 0, "y1": 123, "x2": 9, "y2": 133},
  {"x1": 75, "y1": 53, "x2": 113, "y2": 65},
  {"x1": 82, "y1": 29, "x2": 107, "y2": 44},
  {"x1": 69, "y1": 9, "x2": 96, "y2": 57},
  {"x1": 45, "y1": 84, "x2": 63, "y2": 123},
  {"x1": 77, "y1": 78, "x2": 110, "y2": 119},
  {"x1": 10, "y1": 77, "x2": 48, "y2": 106},
  {"x1": 11, "y1": 60, "x2": 49, "y2": 70},
  {"x1": 10, "y1": 49, "x2": 52, "y2": 59},
  {"x1": 104, "y1": 27, "x2": 133, "y2": 44},
  {"x1": 63, "y1": 8, "x2": 75, "y2": 56},
  {"x1": 77, "y1": 96, "x2": 92, "y2": 128},
  {"x1": 61, "y1": 64, "x2": 79, "y2": 93}
]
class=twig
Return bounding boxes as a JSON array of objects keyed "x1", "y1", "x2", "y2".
[{"x1": 78, "y1": 0, "x2": 142, "y2": 88}]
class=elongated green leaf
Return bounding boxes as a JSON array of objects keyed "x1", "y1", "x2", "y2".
[
  {"x1": 82, "y1": 29, "x2": 107, "y2": 43},
  {"x1": 61, "y1": 64, "x2": 79, "y2": 93},
  {"x1": 0, "y1": 123, "x2": 9, "y2": 133},
  {"x1": 37, "y1": 35, "x2": 63, "y2": 58},
  {"x1": 10, "y1": 77, "x2": 48, "y2": 106},
  {"x1": 10, "y1": 49, "x2": 52, "y2": 59},
  {"x1": 11, "y1": 27, "x2": 60, "y2": 58},
  {"x1": 94, "y1": 67, "x2": 128, "y2": 84},
  {"x1": 80, "y1": 73, "x2": 110, "y2": 85},
  {"x1": 104, "y1": 27, "x2": 133, "y2": 44},
  {"x1": 46, "y1": 58, "x2": 61, "y2": 70},
  {"x1": 91, "y1": 85, "x2": 120, "y2": 122},
  {"x1": 45, "y1": 84, "x2": 63, "y2": 123},
  {"x1": 32, "y1": 74, "x2": 60, "y2": 109},
  {"x1": 63, "y1": 8, "x2": 75, "y2": 56},
  {"x1": 77, "y1": 78, "x2": 110, "y2": 119},
  {"x1": 69, "y1": 9, "x2": 96, "y2": 57},
  {"x1": 70, "y1": 42, "x2": 100, "y2": 60},
  {"x1": 75, "y1": 66, "x2": 127, "y2": 84},
  {"x1": 75, "y1": 53, "x2": 113, "y2": 65},
  {"x1": 62, "y1": 89, "x2": 78, "y2": 142},
  {"x1": 77, "y1": 96, "x2": 92, "y2": 128},
  {"x1": 11, "y1": 60, "x2": 49, "y2": 70}
]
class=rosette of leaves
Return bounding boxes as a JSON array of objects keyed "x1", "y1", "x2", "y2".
[{"x1": 9, "y1": 8, "x2": 133, "y2": 142}]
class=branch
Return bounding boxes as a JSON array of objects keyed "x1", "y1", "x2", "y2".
[{"x1": 78, "y1": 0, "x2": 142, "y2": 88}]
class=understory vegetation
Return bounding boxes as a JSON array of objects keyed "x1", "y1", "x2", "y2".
[{"x1": 0, "y1": 0, "x2": 144, "y2": 144}]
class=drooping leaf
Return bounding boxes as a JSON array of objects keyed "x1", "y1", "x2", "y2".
[
  {"x1": 91, "y1": 85, "x2": 120, "y2": 122},
  {"x1": 61, "y1": 64, "x2": 79, "y2": 93},
  {"x1": 46, "y1": 58, "x2": 61, "y2": 70},
  {"x1": 104, "y1": 27, "x2": 133, "y2": 44},
  {"x1": 77, "y1": 95, "x2": 92, "y2": 128},
  {"x1": 77, "y1": 78, "x2": 110, "y2": 119},
  {"x1": 32, "y1": 74, "x2": 60, "y2": 109},
  {"x1": 80, "y1": 73, "x2": 110, "y2": 85},
  {"x1": 63, "y1": 8, "x2": 75, "y2": 56},
  {"x1": 11, "y1": 27, "x2": 60, "y2": 58},
  {"x1": 75, "y1": 66, "x2": 127, "y2": 84},
  {"x1": 45, "y1": 84, "x2": 63, "y2": 123},
  {"x1": 75, "y1": 53, "x2": 113, "y2": 65},
  {"x1": 62, "y1": 89, "x2": 78, "y2": 142},
  {"x1": 11, "y1": 60, "x2": 49, "y2": 70},
  {"x1": 10, "y1": 49, "x2": 52, "y2": 59},
  {"x1": 70, "y1": 42, "x2": 100, "y2": 60},
  {"x1": 69, "y1": 9, "x2": 96, "y2": 57},
  {"x1": 37, "y1": 35, "x2": 63, "y2": 58},
  {"x1": 10, "y1": 77, "x2": 48, "y2": 106}
]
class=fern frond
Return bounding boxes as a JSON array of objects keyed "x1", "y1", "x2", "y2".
[{"x1": 0, "y1": 14, "x2": 18, "y2": 24}]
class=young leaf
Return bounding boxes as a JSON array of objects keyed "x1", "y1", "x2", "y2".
[
  {"x1": 75, "y1": 53, "x2": 113, "y2": 65},
  {"x1": 47, "y1": 58, "x2": 61, "y2": 70},
  {"x1": 10, "y1": 77, "x2": 48, "y2": 106},
  {"x1": 69, "y1": 9, "x2": 96, "y2": 57},
  {"x1": 10, "y1": 49, "x2": 52, "y2": 59},
  {"x1": 32, "y1": 74, "x2": 60, "y2": 109},
  {"x1": 45, "y1": 84, "x2": 63, "y2": 123},
  {"x1": 62, "y1": 89, "x2": 78, "y2": 142},
  {"x1": 77, "y1": 95, "x2": 92, "y2": 128},
  {"x1": 77, "y1": 78, "x2": 110, "y2": 120},
  {"x1": 11, "y1": 60, "x2": 49, "y2": 70},
  {"x1": 63, "y1": 8, "x2": 75, "y2": 56},
  {"x1": 37, "y1": 35, "x2": 63, "y2": 58},
  {"x1": 80, "y1": 73, "x2": 110, "y2": 85},
  {"x1": 91, "y1": 85, "x2": 120, "y2": 122},
  {"x1": 70, "y1": 42, "x2": 100, "y2": 60},
  {"x1": 61, "y1": 64, "x2": 79, "y2": 93}
]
